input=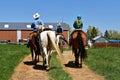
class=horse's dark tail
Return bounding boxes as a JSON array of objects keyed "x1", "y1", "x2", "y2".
[
  {"x1": 77, "y1": 32, "x2": 87, "y2": 60},
  {"x1": 60, "y1": 37, "x2": 68, "y2": 45}
]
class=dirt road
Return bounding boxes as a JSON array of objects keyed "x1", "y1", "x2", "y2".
[
  {"x1": 10, "y1": 55, "x2": 49, "y2": 80},
  {"x1": 10, "y1": 50, "x2": 105, "y2": 80},
  {"x1": 62, "y1": 50, "x2": 105, "y2": 80}
]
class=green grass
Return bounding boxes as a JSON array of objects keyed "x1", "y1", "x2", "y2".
[
  {"x1": 48, "y1": 52, "x2": 72, "y2": 80},
  {"x1": 3, "y1": 45, "x2": 120, "y2": 80},
  {"x1": 85, "y1": 48, "x2": 120, "y2": 80},
  {"x1": 0, "y1": 44, "x2": 72, "y2": 80},
  {"x1": 0, "y1": 44, "x2": 29, "y2": 80}
]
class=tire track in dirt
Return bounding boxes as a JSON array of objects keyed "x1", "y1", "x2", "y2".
[{"x1": 61, "y1": 50, "x2": 105, "y2": 80}]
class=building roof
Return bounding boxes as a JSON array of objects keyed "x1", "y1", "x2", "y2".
[
  {"x1": 0, "y1": 22, "x2": 68, "y2": 31},
  {"x1": 92, "y1": 35, "x2": 108, "y2": 43},
  {"x1": 108, "y1": 40, "x2": 120, "y2": 43},
  {"x1": 92, "y1": 35, "x2": 103, "y2": 41}
]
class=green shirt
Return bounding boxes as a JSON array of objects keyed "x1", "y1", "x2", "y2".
[{"x1": 73, "y1": 20, "x2": 83, "y2": 29}]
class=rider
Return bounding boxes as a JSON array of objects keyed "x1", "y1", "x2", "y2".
[
  {"x1": 69, "y1": 15, "x2": 83, "y2": 46},
  {"x1": 26, "y1": 13, "x2": 44, "y2": 47},
  {"x1": 32, "y1": 13, "x2": 44, "y2": 31},
  {"x1": 56, "y1": 23, "x2": 63, "y2": 34},
  {"x1": 56, "y1": 23, "x2": 68, "y2": 44}
]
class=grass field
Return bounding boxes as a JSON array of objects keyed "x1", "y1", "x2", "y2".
[
  {"x1": 0, "y1": 44, "x2": 29, "y2": 80},
  {"x1": 1, "y1": 44, "x2": 120, "y2": 80},
  {"x1": 85, "y1": 48, "x2": 120, "y2": 80}
]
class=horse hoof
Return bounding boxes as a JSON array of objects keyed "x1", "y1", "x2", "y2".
[
  {"x1": 46, "y1": 67, "x2": 50, "y2": 71},
  {"x1": 79, "y1": 64, "x2": 82, "y2": 68},
  {"x1": 75, "y1": 61, "x2": 79, "y2": 67},
  {"x1": 79, "y1": 65, "x2": 82, "y2": 68}
]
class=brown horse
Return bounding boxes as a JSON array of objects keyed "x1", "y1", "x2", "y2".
[
  {"x1": 29, "y1": 32, "x2": 40, "y2": 63},
  {"x1": 70, "y1": 30, "x2": 87, "y2": 68}
]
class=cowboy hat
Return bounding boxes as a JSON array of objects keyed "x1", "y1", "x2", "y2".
[
  {"x1": 33, "y1": 13, "x2": 40, "y2": 19},
  {"x1": 57, "y1": 23, "x2": 62, "y2": 27}
]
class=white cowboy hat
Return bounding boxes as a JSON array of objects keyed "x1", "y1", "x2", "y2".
[
  {"x1": 57, "y1": 23, "x2": 61, "y2": 27},
  {"x1": 33, "y1": 13, "x2": 40, "y2": 19}
]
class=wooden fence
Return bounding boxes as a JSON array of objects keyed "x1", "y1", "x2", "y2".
[{"x1": 93, "y1": 42, "x2": 120, "y2": 48}]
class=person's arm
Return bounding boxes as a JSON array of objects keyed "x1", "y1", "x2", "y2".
[
  {"x1": 80, "y1": 21, "x2": 83, "y2": 29},
  {"x1": 31, "y1": 23, "x2": 35, "y2": 28},
  {"x1": 41, "y1": 20, "x2": 44, "y2": 26},
  {"x1": 73, "y1": 21, "x2": 77, "y2": 29}
]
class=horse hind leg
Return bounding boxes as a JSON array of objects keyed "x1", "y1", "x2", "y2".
[
  {"x1": 46, "y1": 56, "x2": 51, "y2": 71},
  {"x1": 80, "y1": 53, "x2": 83, "y2": 68},
  {"x1": 79, "y1": 50, "x2": 83, "y2": 68},
  {"x1": 33, "y1": 54, "x2": 37, "y2": 65},
  {"x1": 46, "y1": 50, "x2": 52, "y2": 71},
  {"x1": 74, "y1": 50, "x2": 79, "y2": 67},
  {"x1": 30, "y1": 48, "x2": 34, "y2": 61}
]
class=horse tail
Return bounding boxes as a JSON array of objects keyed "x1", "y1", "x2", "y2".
[
  {"x1": 60, "y1": 37, "x2": 68, "y2": 45},
  {"x1": 77, "y1": 32, "x2": 87, "y2": 60},
  {"x1": 47, "y1": 32, "x2": 62, "y2": 57}
]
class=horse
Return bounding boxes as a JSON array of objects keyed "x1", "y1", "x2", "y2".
[
  {"x1": 56, "y1": 34, "x2": 66, "y2": 53},
  {"x1": 39, "y1": 30, "x2": 56, "y2": 71},
  {"x1": 70, "y1": 29, "x2": 87, "y2": 68},
  {"x1": 29, "y1": 32, "x2": 40, "y2": 63}
]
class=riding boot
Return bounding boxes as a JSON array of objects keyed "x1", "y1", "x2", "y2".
[
  {"x1": 69, "y1": 34, "x2": 72, "y2": 46},
  {"x1": 26, "y1": 39, "x2": 30, "y2": 48},
  {"x1": 69, "y1": 38, "x2": 71, "y2": 46}
]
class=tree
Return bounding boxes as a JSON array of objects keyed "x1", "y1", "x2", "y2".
[
  {"x1": 104, "y1": 30, "x2": 110, "y2": 39},
  {"x1": 87, "y1": 26, "x2": 93, "y2": 40},
  {"x1": 91, "y1": 27, "x2": 97, "y2": 39},
  {"x1": 107, "y1": 30, "x2": 120, "y2": 40},
  {"x1": 87, "y1": 26, "x2": 101, "y2": 40},
  {"x1": 67, "y1": 24, "x2": 72, "y2": 35}
]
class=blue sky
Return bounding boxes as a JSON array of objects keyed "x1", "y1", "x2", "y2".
[{"x1": 0, "y1": 0, "x2": 120, "y2": 33}]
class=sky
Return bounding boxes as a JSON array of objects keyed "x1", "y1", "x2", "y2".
[{"x1": 0, "y1": 0, "x2": 120, "y2": 33}]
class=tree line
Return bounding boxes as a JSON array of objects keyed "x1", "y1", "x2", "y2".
[
  {"x1": 67, "y1": 25, "x2": 120, "y2": 40},
  {"x1": 87, "y1": 26, "x2": 120, "y2": 40}
]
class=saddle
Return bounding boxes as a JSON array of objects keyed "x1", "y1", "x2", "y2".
[
  {"x1": 70, "y1": 29, "x2": 87, "y2": 46},
  {"x1": 71, "y1": 29, "x2": 86, "y2": 38}
]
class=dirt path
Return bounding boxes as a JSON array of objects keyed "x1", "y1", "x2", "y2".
[
  {"x1": 61, "y1": 50, "x2": 105, "y2": 80},
  {"x1": 10, "y1": 50, "x2": 105, "y2": 80},
  {"x1": 10, "y1": 55, "x2": 49, "y2": 80}
]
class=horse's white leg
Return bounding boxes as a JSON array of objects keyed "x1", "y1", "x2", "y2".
[
  {"x1": 56, "y1": 35, "x2": 59, "y2": 46},
  {"x1": 43, "y1": 47, "x2": 49, "y2": 70},
  {"x1": 46, "y1": 50, "x2": 52, "y2": 71}
]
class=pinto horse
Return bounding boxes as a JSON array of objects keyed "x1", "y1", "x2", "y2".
[
  {"x1": 39, "y1": 30, "x2": 56, "y2": 71},
  {"x1": 56, "y1": 34, "x2": 67, "y2": 53},
  {"x1": 29, "y1": 32, "x2": 40, "y2": 63},
  {"x1": 70, "y1": 30, "x2": 87, "y2": 68}
]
